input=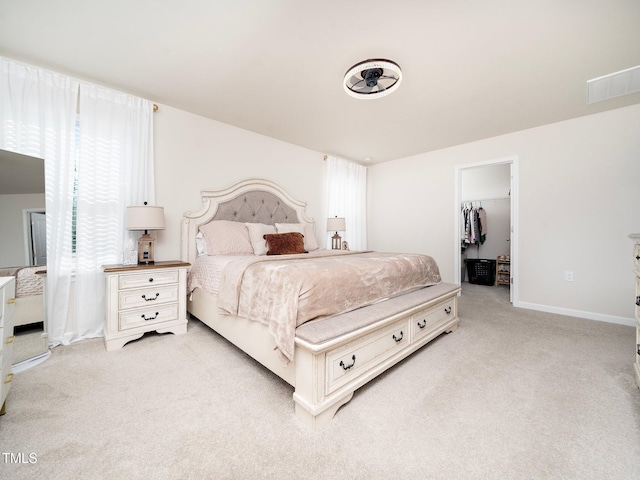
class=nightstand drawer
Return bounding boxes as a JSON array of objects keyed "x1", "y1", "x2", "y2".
[
  {"x1": 119, "y1": 270, "x2": 179, "y2": 290},
  {"x1": 119, "y1": 304, "x2": 179, "y2": 330},
  {"x1": 119, "y1": 285, "x2": 179, "y2": 310}
]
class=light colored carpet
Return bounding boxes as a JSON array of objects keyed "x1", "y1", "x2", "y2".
[{"x1": 2, "y1": 283, "x2": 639, "y2": 479}]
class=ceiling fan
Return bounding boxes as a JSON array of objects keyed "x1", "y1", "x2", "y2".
[{"x1": 343, "y1": 59, "x2": 402, "y2": 100}]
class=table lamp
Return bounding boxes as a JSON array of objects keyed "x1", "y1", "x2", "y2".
[
  {"x1": 126, "y1": 203, "x2": 165, "y2": 264},
  {"x1": 327, "y1": 216, "x2": 346, "y2": 250}
]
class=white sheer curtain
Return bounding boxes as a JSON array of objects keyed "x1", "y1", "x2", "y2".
[
  {"x1": 73, "y1": 85, "x2": 155, "y2": 343},
  {"x1": 0, "y1": 57, "x2": 79, "y2": 345},
  {"x1": 0, "y1": 56, "x2": 155, "y2": 345},
  {"x1": 325, "y1": 155, "x2": 367, "y2": 250}
]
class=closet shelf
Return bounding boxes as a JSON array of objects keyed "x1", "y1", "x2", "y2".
[{"x1": 496, "y1": 255, "x2": 510, "y2": 287}]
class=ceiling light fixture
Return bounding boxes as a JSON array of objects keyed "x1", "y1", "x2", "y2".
[{"x1": 343, "y1": 58, "x2": 402, "y2": 100}]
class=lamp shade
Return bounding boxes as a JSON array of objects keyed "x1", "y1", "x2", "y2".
[
  {"x1": 126, "y1": 206, "x2": 166, "y2": 231},
  {"x1": 327, "y1": 217, "x2": 346, "y2": 232}
]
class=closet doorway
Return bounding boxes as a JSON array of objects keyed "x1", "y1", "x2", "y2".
[
  {"x1": 25, "y1": 209, "x2": 47, "y2": 266},
  {"x1": 455, "y1": 156, "x2": 518, "y2": 304}
]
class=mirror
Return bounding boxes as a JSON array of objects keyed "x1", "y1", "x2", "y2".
[{"x1": 0, "y1": 149, "x2": 49, "y2": 365}]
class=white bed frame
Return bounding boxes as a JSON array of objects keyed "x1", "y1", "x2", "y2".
[{"x1": 181, "y1": 178, "x2": 460, "y2": 429}]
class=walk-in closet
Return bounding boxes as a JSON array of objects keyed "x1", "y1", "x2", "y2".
[{"x1": 459, "y1": 162, "x2": 512, "y2": 294}]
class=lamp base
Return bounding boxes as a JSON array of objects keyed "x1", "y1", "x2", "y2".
[
  {"x1": 137, "y1": 232, "x2": 156, "y2": 264},
  {"x1": 331, "y1": 232, "x2": 342, "y2": 250}
]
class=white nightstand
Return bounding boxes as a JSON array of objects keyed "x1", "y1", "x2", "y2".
[{"x1": 103, "y1": 261, "x2": 190, "y2": 351}]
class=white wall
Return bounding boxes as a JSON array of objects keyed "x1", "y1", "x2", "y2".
[
  {"x1": 461, "y1": 163, "x2": 510, "y2": 200},
  {"x1": 368, "y1": 104, "x2": 640, "y2": 324},
  {"x1": 152, "y1": 105, "x2": 326, "y2": 262}
]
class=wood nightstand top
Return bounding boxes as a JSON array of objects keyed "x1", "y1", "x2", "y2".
[{"x1": 102, "y1": 260, "x2": 190, "y2": 273}]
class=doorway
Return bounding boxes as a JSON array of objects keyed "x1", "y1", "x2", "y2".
[
  {"x1": 455, "y1": 156, "x2": 518, "y2": 304},
  {"x1": 25, "y1": 209, "x2": 47, "y2": 266}
]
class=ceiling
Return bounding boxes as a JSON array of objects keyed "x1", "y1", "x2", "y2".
[{"x1": 1, "y1": 0, "x2": 639, "y2": 164}]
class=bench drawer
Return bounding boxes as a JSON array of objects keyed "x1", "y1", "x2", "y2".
[
  {"x1": 325, "y1": 317, "x2": 410, "y2": 395},
  {"x1": 411, "y1": 296, "x2": 456, "y2": 342}
]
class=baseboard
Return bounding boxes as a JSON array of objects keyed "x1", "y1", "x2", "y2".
[{"x1": 513, "y1": 300, "x2": 635, "y2": 327}]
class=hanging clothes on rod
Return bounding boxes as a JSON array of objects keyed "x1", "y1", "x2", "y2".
[{"x1": 461, "y1": 201, "x2": 487, "y2": 248}]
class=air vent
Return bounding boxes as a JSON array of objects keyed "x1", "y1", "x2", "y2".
[{"x1": 587, "y1": 65, "x2": 640, "y2": 104}]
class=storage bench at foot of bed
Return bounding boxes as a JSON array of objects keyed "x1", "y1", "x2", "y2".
[{"x1": 292, "y1": 282, "x2": 460, "y2": 430}]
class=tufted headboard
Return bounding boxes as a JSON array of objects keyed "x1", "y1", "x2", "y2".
[{"x1": 181, "y1": 178, "x2": 315, "y2": 265}]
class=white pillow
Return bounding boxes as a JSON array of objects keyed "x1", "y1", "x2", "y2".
[
  {"x1": 275, "y1": 222, "x2": 304, "y2": 235},
  {"x1": 245, "y1": 223, "x2": 277, "y2": 255},
  {"x1": 198, "y1": 220, "x2": 254, "y2": 256},
  {"x1": 195, "y1": 231, "x2": 208, "y2": 256},
  {"x1": 275, "y1": 223, "x2": 320, "y2": 251}
]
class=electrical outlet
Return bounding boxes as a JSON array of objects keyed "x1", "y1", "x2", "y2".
[{"x1": 564, "y1": 271, "x2": 574, "y2": 282}]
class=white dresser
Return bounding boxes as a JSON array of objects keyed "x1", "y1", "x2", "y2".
[
  {"x1": 631, "y1": 234, "x2": 640, "y2": 390},
  {"x1": 1, "y1": 276, "x2": 16, "y2": 415},
  {"x1": 103, "y1": 261, "x2": 189, "y2": 351}
]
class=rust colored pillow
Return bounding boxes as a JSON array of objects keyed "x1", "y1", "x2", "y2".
[{"x1": 264, "y1": 232, "x2": 308, "y2": 255}]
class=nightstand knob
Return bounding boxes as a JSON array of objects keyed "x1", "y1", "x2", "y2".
[{"x1": 148, "y1": 278, "x2": 154, "y2": 282}]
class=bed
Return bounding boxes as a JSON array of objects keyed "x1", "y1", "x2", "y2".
[
  {"x1": 0, "y1": 265, "x2": 45, "y2": 328},
  {"x1": 181, "y1": 178, "x2": 460, "y2": 429}
]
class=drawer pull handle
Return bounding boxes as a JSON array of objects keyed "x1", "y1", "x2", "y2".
[
  {"x1": 339, "y1": 355, "x2": 356, "y2": 370},
  {"x1": 444, "y1": 306, "x2": 452, "y2": 314},
  {"x1": 141, "y1": 312, "x2": 159, "y2": 321},
  {"x1": 5, "y1": 335, "x2": 14, "y2": 345},
  {"x1": 637, "y1": 344, "x2": 640, "y2": 356},
  {"x1": 393, "y1": 331, "x2": 404, "y2": 342},
  {"x1": 4, "y1": 373, "x2": 13, "y2": 385},
  {"x1": 148, "y1": 278, "x2": 154, "y2": 282},
  {"x1": 7, "y1": 297, "x2": 15, "y2": 305},
  {"x1": 417, "y1": 319, "x2": 427, "y2": 329},
  {"x1": 636, "y1": 296, "x2": 640, "y2": 307},
  {"x1": 142, "y1": 293, "x2": 160, "y2": 302},
  {"x1": 636, "y1": 255, "x2": 640, "y2": 261}
]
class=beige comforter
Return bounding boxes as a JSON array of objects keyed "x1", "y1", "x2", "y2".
[{"x1": 218, "y1": 250, "x2": 441, "y2": 363}]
